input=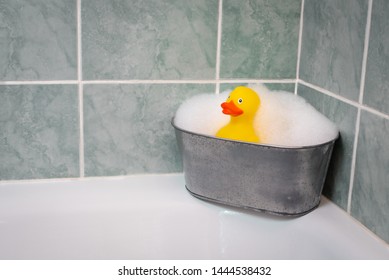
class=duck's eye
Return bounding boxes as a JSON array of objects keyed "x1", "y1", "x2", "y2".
[{"x1": 238, "y1": 98, "x2": 243, "y2": 104}]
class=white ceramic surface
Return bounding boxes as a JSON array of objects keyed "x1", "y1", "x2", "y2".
[{"x1": 0, "y1": 174, "x2": 388, "y2": 259}]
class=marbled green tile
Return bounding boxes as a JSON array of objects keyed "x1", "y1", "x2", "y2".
[
  {"x1": 351, "y1": 112, "x2": 389, "y2": 243},
  {"x1": 0, "y1": 0, "x2": 77, "y2": 80},
  {"x1": 82, "y1": 0, "x2": 218, "y2": 80},
  {"x1": 297, "y1": 84, "x2": 358, "y2": 210},
  {"x1": 0, "y1": 85, "x2": 79, "y2": 180},
  {"x1": 83, "y1": 83, "x2": 214, "y2": 176},
  {"x1": 300, "y1": 0, "x2": 367, "y2": 101},
  {"x1": 260, "y1": 83, "x2": 295, "y2": 92},
  {"x1": 220, "y1": 0, "x2": 301, "y2": 79},
  {"x1": 220, "y1": 83, "x2": 295, "y2": 93},
  {"x1": 364, "y1": 0, "x2": 389, "y2": 115}
]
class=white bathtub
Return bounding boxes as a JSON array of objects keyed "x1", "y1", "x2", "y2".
[{"x1": 0, "y1": 174, "x2": 388, "y2": 259}]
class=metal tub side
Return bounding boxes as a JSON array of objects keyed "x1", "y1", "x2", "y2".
[{"x1": 172, "y1": 119, "x2": 337, "y2": 216}]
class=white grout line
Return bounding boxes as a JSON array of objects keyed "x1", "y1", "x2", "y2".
[
  {"x1": 0, "y1": 78, "x2": 297, "y2": 86},
  {"x1": 77, "y1": 0, "x2": 85, "y2": 178},
  {"x1": 0, "y1": 80, "x2": 78, "y2": 85},
  {"x1": 358, "y1": 0, "x2": 373, "y2": 106},
  {"x1": 215, "y1": 0, "x2": 223, "y2": 94},
  {"x1": 347, "y1": 0, "x2": 373, "y2": 213},
  {"x1": 361, "y1": 104, "x2": 389, "y2": 120},
  {"x1": 220, "y1": 79, "x2": 297, "y2": 84},
  {"x1": 82, "y1": 79, "x2": 217, "y2": 84},
  {"x1": 77, "y1": 0, "x2": 82, "y2": 85},
  {"x1": 81, "y1": 79, "x2": 297, "y2": 85},
  {"x1": 299, "y1": 79, "x2": 360, "y2": 106},
  {"x1": 347, "y1": 116, "x2": 361, "y2": 213},
  {"x1": 294, "y1": 0, "x2": 305, "y2": 95},
  {"x1": 299, "y1": 79, "x2": 389, "y2": 120}
]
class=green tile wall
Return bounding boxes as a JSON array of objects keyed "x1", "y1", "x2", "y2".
[
  {"x1": 298, "y1": 84, "x2": 358, "y2": 210},
  {"x1": 0, "y1": 85, "x2": 79, "y2": 179},
  {"x1": 83, "y1": 84, "x2": 214, "y2": 176},
  {"x1": 82, "y1": 0, "x2": 218, "y2": 80},
  {"x1": 299, "y1": 0, "x2": 367, "y2": 101},
  {"x1": 298, "y1": 0, "x2": 389, "y2": 243},
  {"x1": 0, "y1": 0, "x2": 77, "y2": 80},
  {"x1": 351, "y1": 112, "x2": 389, "y2": 243},
  {"x1": 220, "y1": 0, "x2": 300, "y2": 79},
  {"x1": 364, "y1": 0, "x2": 389, "y2": 115},
  {"x1": 0, "y1": 0, "x2": 388, "y2": 244},
  {"x1": 1, "y1": 0, "x2": 300, "y2": 181}
]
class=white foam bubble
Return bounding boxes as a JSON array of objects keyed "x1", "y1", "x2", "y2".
[
  {"x1": 174, "y1": 84, "x2": 339, "y2": 147},
  {"x1": 174, "y1": 92, "x2": 229, "y2": 136}
]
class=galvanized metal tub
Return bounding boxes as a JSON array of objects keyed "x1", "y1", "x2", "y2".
[{"x1": 172, "y1": 118, "x2": 338, "y2": 216}]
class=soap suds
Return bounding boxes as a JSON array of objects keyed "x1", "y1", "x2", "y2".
[
  {"x1": 174, "y1": 92, "x2": 230, "y2": 136},
  {"x1": 174, "y1": 84, "x2": 339, "y2": 147}
]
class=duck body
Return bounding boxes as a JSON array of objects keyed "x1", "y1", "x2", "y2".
[
  {"x1": 216, "y1": 118, "x2": 259, "y2": 142},
  {"x1": 216, "y1": 86, "x2": 260, "y2": 143}
]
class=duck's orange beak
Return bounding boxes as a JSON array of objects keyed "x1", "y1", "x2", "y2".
[{"x1": 221, "y1": 101, "x2": 243, "y2": 116}]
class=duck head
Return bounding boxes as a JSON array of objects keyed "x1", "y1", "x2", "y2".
[{"x1": 221, "y1": 86, "x2": 260, "y2": 119}]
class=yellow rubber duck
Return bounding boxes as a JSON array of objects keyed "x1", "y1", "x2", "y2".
[{"x1": 216, "y1": 86, "x2": 260, "y2": 143}]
